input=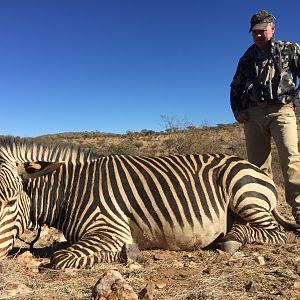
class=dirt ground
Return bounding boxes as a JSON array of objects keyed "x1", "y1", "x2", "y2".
[{"x1": 1, "y1": 190, "x2": 300, "y2": 300}]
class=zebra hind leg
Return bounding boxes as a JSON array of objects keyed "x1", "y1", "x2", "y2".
[
  {"x1": 221, "y1": 209, "x2": 287, "y2": 254},
  {"x1": 50, "y1": 233, "x2": 130, "y2": 269}
]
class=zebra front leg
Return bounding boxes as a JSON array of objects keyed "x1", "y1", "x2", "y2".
[{"x1": 50, "y1": 233, "x2": 131, "y2": 269}]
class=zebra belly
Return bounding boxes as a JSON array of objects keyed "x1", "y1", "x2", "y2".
[{"x1": 129, "y1": 216, "x2": 227, "y2": 251}]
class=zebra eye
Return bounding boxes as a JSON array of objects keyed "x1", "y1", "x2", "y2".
[{"x1": 4, "y1": 198, "x2": 17, "y2": 208}]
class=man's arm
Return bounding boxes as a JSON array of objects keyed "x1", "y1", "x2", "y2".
[
  {"x1": 230, "y1": 59, "x2": 249, "y2": 123},
  {"x1": 290, "y1": 42, "x2": 300, "y2": 76}
]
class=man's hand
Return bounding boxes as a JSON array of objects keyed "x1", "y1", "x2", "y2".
[{"x1": 234, "y1": 111, "x2": 249, "y2": 123}]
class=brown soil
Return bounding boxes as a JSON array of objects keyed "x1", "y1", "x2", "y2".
[
  {"x1": 1, "y1": 117, "x2": 300, "y2": 299},
  {"x1": 1, "y1": 189, "x2": 300, "y2": 300}
]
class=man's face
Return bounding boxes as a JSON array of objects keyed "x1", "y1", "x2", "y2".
[{"x1": 251, "y1": 23, "x2": 275, "y2": 48}]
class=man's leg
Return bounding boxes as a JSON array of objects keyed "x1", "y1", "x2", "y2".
[
  {"x1": 269, "y1": 105, "x2": 300, "y2": 222},
  {"x1": 244, "y1": 107, "x2": 273, "y2": 178}
]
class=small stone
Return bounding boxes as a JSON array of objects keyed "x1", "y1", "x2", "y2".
[
  {"x1": 32, "y1": 268, "x2": 39, "y2": 273},
  {"x1": 17, "y1": 251, "x2": 43, "y2": 267},
  {"x1": 127, "y1": 262, "x2": 143, "y2": 272},
  {"x1": 17, "y1": 251, "x2": 33, "y2": 261},
  {"x1": 155, "y1": 281, "x2": 167, "y2": 289},
  {"x1": 0, "y1": 283, "x2": 32, "y2": 298},
  {"x1": 245, "y1": 281, "x2": 257, "y2": 293},
  {"x1": 202, "y1": 267, "x2": 212, "y2": 274},
  {"x1": 230, "y1": 251, "x2": 246, "y2": 259},
  {"x1": 255, "y1": 255, "x2": 265, "y2": 266},
  {"x1": 139, "y1": 282, "x2": 155, "y2": 300},
  {"x1": 92, "y1": 269, "x2": 138, "y2": 300}
]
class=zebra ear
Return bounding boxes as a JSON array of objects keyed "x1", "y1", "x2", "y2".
[{"x1": 18, "y1": 161, "x2": 64, "y2": 180}]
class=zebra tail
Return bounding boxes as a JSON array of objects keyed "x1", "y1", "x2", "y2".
[{"x1": 272, "y1": 208, "x2": 300, "y2": 231}]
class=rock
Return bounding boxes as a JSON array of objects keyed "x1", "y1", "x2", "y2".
[
  {"x1": 138, "y1": 282, "x2": 155, "y2": 300},
  {"x1": 0, "y1": 283, "x2": 32, "y2": 298},
  {"x1": 155, "y1": 281, "x2": 167, "y2": 289},
  {"x1": 230, "y1": 251, "x2": 246, "y2": 259},
  {"x1": 255, "y1": 255, "x2": 265, "y2": 266},
  {"x1": 32, "y1": 268, "x2": 39, "y2": 273},
  {"x1": 245, "y1": 281, "x2": 257, "y2": 293},
  {"x1": 17, "y1": 251, "x2": 43, "y2": 268},
  {"x1": 92, "y1": 269, "x2": 138, "y2": 300},
  {"x1": 127, "y1": 262, "x2": 143, "y2": 272},
  {"x1": 202, "y1": 267, "x2": 212, "y2": 274},
  {"x1": 17, "y1": 250, "x2": 33, "y2": 261}
]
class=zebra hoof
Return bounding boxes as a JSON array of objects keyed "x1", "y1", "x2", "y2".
[
  {"x1": 120, "y1": 243, "x2": 144, "y2": 263},
  {"x1": 221, "y1": 240, "x2": 242, "y2": 254}
]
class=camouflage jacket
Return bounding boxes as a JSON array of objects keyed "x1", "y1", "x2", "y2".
[{"x1": 230, "y1": 39, "x2": 300, "y2": 114}]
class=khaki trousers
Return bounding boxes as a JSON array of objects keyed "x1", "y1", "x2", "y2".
[{"x1": 244, "y1": 103, "x2": 300, "y2": 211}]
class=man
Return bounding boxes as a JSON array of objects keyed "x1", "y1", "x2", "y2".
[{"x1": 230, "y1": 10, "x2": 300, "y2": 222}]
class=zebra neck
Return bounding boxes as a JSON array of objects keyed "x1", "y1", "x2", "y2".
[{"x1": 26, "y1": 173, "x2": 65, "y2": 229}]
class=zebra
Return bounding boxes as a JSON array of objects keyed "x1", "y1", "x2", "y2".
[{"x1": 0, "y1": 137, "x2": 299, "y2": 269}]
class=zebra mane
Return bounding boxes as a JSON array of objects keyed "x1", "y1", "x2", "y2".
[{"x1": 0, "y1": 136, "x2": 100, "y2": 163}]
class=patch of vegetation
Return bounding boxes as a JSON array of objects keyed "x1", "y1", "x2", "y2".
[{"x1": 33, "y1": 114, "x2": 300, "y2": 187}]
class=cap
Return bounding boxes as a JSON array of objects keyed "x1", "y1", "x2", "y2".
[{"x1": 249, "y1": 10, "x2": 275, "y2": 32}]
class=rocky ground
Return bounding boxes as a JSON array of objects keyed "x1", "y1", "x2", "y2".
[
  {"x1": 1, "y1": 122, "x2": 300, "y2": 299},
  {"x1": 1, "y1": 194, "x2": 300, "y2": 300}
]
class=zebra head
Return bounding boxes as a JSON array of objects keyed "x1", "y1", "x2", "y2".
[{"x1": 0, "y1": 160, "x2": 63, "y2": 259}]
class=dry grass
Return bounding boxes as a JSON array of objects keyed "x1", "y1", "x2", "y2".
[
  {"x1": 2, "y1": 231, "x2": 300, "y2": 299},
  {"x1": 1, "y1": 114, "x2": 300, "y2": 299}
]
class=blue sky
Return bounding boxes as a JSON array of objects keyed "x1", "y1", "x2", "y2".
[{"x1": 0, "y1": 1, "x2": 299, "y2": 137}]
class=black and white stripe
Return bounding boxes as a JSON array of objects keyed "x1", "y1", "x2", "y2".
[{"x1": 0, "y1": 137, "x2": 298, "y2": 269}]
